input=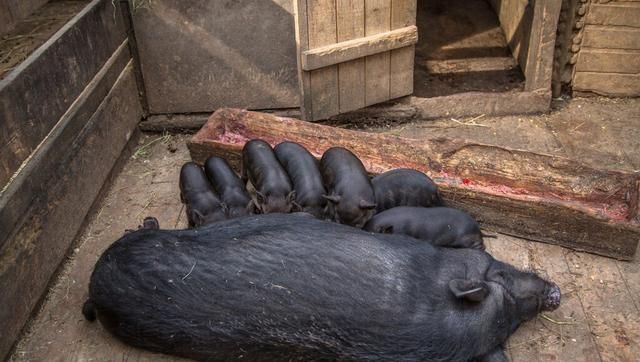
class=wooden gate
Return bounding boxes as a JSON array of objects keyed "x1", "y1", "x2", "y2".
[{"x1": 294, "y1": 0, "x2": 418, "y2": 121}]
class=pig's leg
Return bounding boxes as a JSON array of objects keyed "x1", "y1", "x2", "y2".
[{"x1": 475, "y1": 346, "x2": 508, "y2": 362}]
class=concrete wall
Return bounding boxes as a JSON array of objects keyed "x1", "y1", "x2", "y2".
[
  {"x1": 131, "y1": 0, "x2": 300, "y2": 114},
  {"x1": 0, "y1": 0, "x2": 143, "y2": 358},
  {"x1": 0, "y1": 0, "x2": 48, "y2": 36}
]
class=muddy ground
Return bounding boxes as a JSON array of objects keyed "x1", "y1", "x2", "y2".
[{"x1": 10, "y1": 95, "x2": 640, "y2": 361}]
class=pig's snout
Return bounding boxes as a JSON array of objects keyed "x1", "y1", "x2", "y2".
[{"x1": 542, "y1": 283, "x2": 561, "y2": 311}]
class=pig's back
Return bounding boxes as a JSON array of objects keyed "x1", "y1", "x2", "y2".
[{"x1": 88, "y1": 214, "x2": 473, "y2": 360}]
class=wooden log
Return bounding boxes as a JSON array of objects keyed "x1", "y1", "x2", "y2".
[{"x1": 187, "y1": 108, "x2": 640, "y2": 260}]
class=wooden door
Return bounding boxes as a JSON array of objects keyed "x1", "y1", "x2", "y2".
[{"x1": 294, "y1": 0, "x2": 418, "y2": 121}]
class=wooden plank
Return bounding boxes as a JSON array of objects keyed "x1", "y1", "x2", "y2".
[
  {"x1": 364, "y1": 0, "x2": 391, "y2": 106},
  {"x1": 486, "y1": 238, "x2": 601, "y2": 362},
  {"x1": 573, "y1": 72, "x2": 640, "y2": 96},
  {"x1": 302, "y1": 25, "x2": 417, "y2": 71},
  {"x1": 0, "y1": 64, "x2": 142, "y2": 361},
  {"x1": 576, "y1": 48, "x2": 640, "y2": 73},
  {"x1": 524, "y1": 0, "x2": 562, "y2": 92},
  {"x1": 583, "y1": 25, "x2": 640, "y2": 50},
  {"x1": 566, "y1": 252, "x2": 640, "y2": 361},
  {"x1": 293, "y1": 0, "x2": 314, "y2": 120},
  {"x1": 307, "y1": 0, "x2": 339, "y2": 120},
  {"x1": 187, "y1": 109, "x2": 640, "y2": 259},
  {"x1": 0, "y1": 0, "x2": 126, "y2": 189},
  {"x1": 0, "y1": 40, "x2": 131, "y2": 249},
  {"x1": 336, "y1": 0, "x2": 365, "y2": 113},
  {"x1": 390, "y1": 0, "x2": 416, "y2": 99},
  {"x1": 587, "y1": 3, "x2": 640, "y2": 27}
]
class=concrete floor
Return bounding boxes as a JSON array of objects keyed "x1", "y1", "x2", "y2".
[{"x1": 10, "y1": 96, "x2": 640, "y2": 361}]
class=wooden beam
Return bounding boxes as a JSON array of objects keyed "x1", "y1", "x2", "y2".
[
  {"x1": 187, "y1": 109, "x2": 640, "y2": 260},
  {"x1": 301, "y1": 25, "x2": 417, "y2": 71}
]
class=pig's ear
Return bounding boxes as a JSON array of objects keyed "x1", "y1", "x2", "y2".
[
  {"x1": 322, "y1": 195, "x2": 341, "y2": 204},
  {"x1": 191, "y1": 209, "x2": 206, "y2": 226},
  {"x1": 287, "y1": 190, "x2": 297, "y2": 203},
  {"x1": 255, "y1": 191, "x2": 267, "y2": 204},
  {"x1": 359, "y1": 200, "x2": 377, "y2": 210},
  {"x1": 449, "y1": 279, "x2": 489, "y2": 302}
]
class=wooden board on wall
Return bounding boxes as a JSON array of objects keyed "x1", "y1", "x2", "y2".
[{"x1": 295, "y1": 0, "x2": 418, "y2": 121}]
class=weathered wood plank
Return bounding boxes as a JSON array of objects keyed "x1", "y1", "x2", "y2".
[
  {"x1": 336, "y1": 0, "x2": 365, "y2": 113},
  {"x1": 187, "y1": 109, "x2": 640, "y2": 259},
  {"x1": 293, "y1": 0, "x2": 314, "y2": 121},
  {"x1": 0, "y1": 40, "x2": 131, "y2": 249},
  {"x1": 486, "y1": 238, "x2": 601, "y2": 362},
  {"x1": 576, "y1": 48, "x2": 640, "y2": 73},
  {"x1": 524, "y1": 0, "x2": 562, "y2": 92},
  {"x1": 364, "y1": 0, "x2": 391, "y2": 106},
  {"x1": 0, "y1": 64, "x2": 142, "y2": 361},
  {"x1": 587, "y1": 3, "x2": 640, "y2": 27},
  {"x1": 582, "y1": 25, "x2": 640, "y2": 50},
  {"x1": 0, "y1": 0, "x2": 126, "y2": 189},
  {"x1": 307, "y1": 0, "x2": 339, "y2": 120},
  {"x1": 573, "y1": 72, "x2": 640, "y2": 97},
  {"x1": 302, "y1": 25, "x2": 417, "y2": 71},
  {"x1": 389, "y1": 0, "x2": 416, "y2": 99},
  {"x1": 566, "y1": 252, "x2": 640, "y2": 361}
]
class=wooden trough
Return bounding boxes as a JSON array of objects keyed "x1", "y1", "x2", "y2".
[{"x1": 187, "y1": 108, "x2": 640, "y2": 260}]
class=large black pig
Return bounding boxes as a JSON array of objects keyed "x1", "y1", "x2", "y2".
[
  {"x1": 274, "y1": 141, "x2": 327, "y2": 218},
  {"x1": 364, "y1": 206, "x2": 486, "y2": 250},
  {"x1": 179, "y1": 162, "x2": 227, "y2": 227},
  {"x1": 242, "y1": 139, "x2": 295, "y2": 213},
  {"x1": 83, "y1": 213, "x2": 560, "y2": 361},
  {"x1": 372, "y1": 168, "x2": 443, "y2": 212},
  {"x1": 320, "y1": 147, "x2": 376, "y2": 227},
  {"x1": 204, "y1": 156, "x2": 255, "y2": 218}
]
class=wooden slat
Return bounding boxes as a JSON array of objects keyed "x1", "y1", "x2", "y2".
[
  {"x1": 576, "y1": 48, "x2": 640, "y2": 73},
  {"x1": 574, "y1": 72, "x2": 640, "y2": 96},
  {"x1": 302, "y1": 25, "x2": 417, "y2": 71},
  {"x1": 390, "y1": 0, "x2": 416, "y2": 99},
  {"x1": 336, "y1": 0, "x2": 365, "y2": 113},
  {"x1": 294, "y1": 0, "x2": 313, "y2": 120},
  {"x1": 365, "y1": 0, "x2": 391, "y2": 106},
  {"x1": 587, "y1": 3, "x2": 640, "y2": 27},
  {"x1": 583, "y1": 25, "x2": 640, "y2": 50},
  {"x1": 307, "y1": 0, "x2": 339, "y2": 120}
]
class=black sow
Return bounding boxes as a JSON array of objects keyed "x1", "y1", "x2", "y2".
[{"x1": 83, "y1": 213, "x2": 560, "y2": 362}]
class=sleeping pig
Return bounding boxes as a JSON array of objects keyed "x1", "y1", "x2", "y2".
[
  {"x1": 204, "y1": 156, "x2": 255, "y2": 218},
  {"x1": 179, "y1": 162, "x2": 227, "y2": 227},
  {"x1": 372, "y1": 168, "x2": 443, "y2": 212},
  {"x1": 320, "y1": 147, "x2": 376, "y2": 227},
  {"x1": 274, "y1": 141, "x2": 327, "y2": 219},
  {"x1": 242, "y1": 139, "x2": 295, "y2": 213},
  {"x1": 83, "y1": 213, "x2": 560, "y2": 362},
  {"x1": 364, "y1": 206, "x2": 486, "y2": 249}
]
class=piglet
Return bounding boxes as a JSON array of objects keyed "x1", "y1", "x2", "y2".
[
  {"x1": 364, "y1": 206, "x2": 486, "y2": 249},
  {"x1": 274, "y1": 141, "x2": 327, "y2": 219},
  {"x1": 242, "y1": 139, "x2": 295, "y2": 213},
  {"x1": 320, "y1": 147, "x2": 376, "y2": 227},
  {"x1": 372, "y1": 168, "x2": 443, "y2": 212},
  {"x1": 204, "y1": 156, "x2": 255, "y2": 218},
  {"x1": 179, "y1": 162, "x2": 227, "y2": 227}
]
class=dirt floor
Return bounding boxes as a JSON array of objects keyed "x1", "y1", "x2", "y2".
[
  {"x1": 413, "y1": 0, "x2": 525, "y2": 98},
  {"x1": 0, "y1": 0, "x2": 90, "y2": 79},
  {"x1": 10, "y1": 96, "x2": 640, "y2": 361}
]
